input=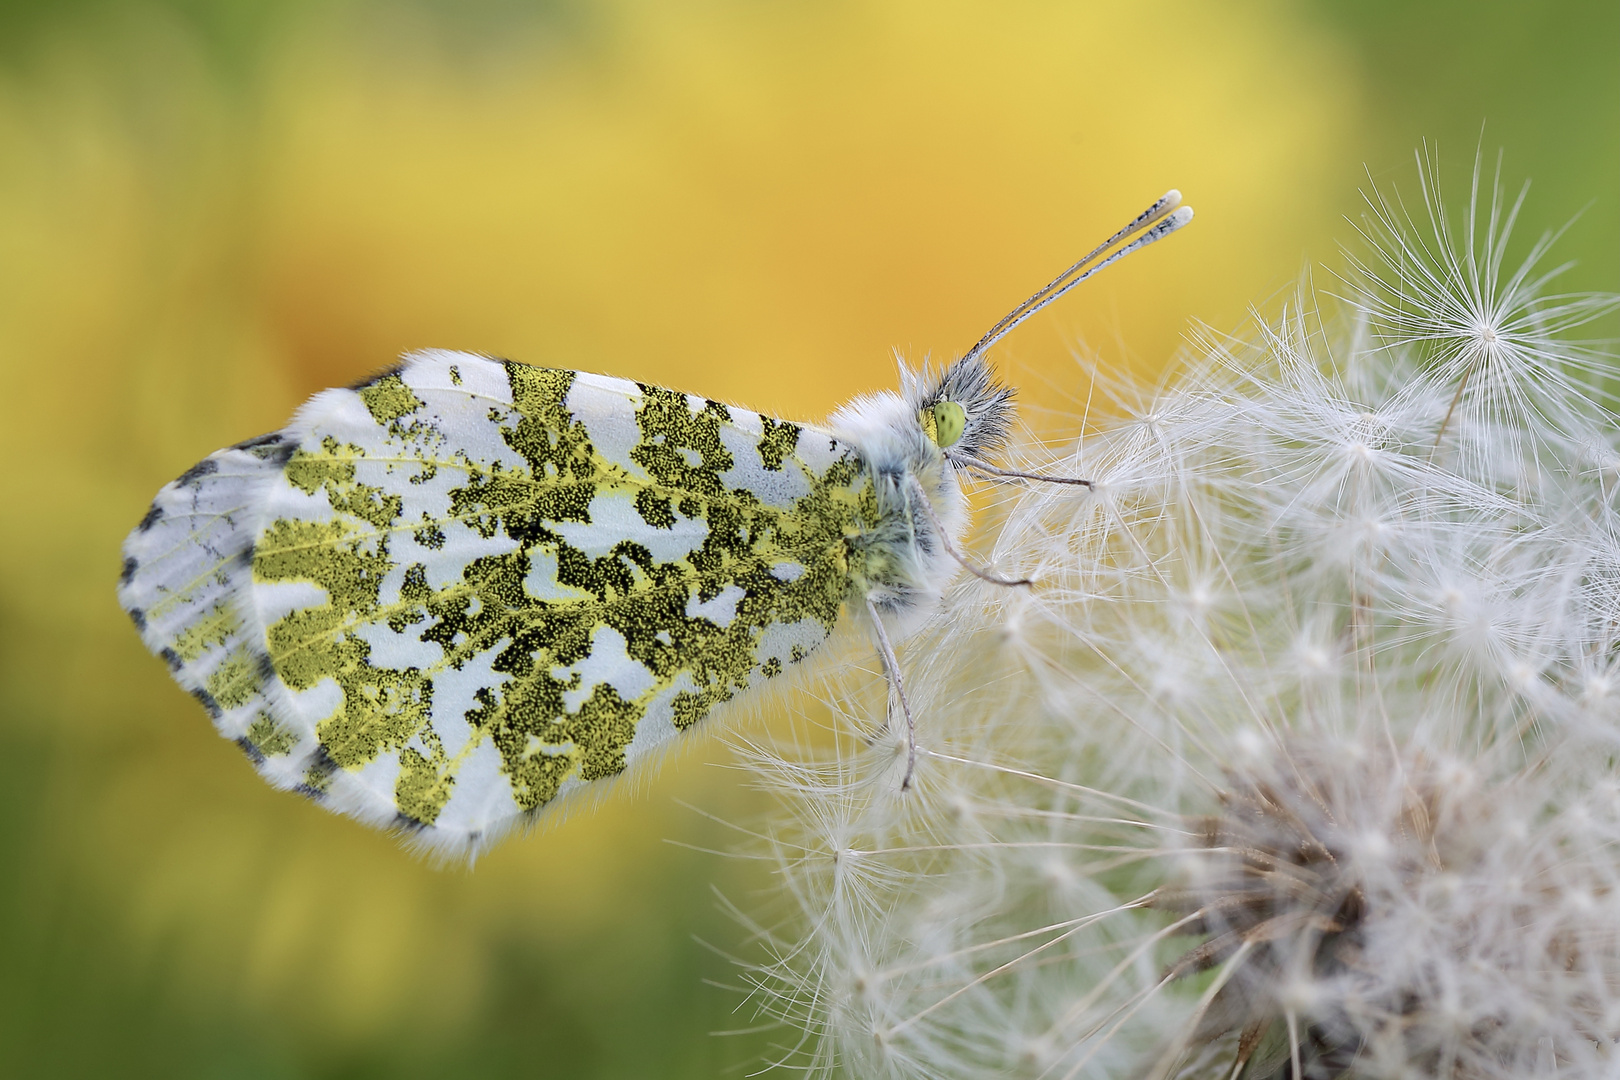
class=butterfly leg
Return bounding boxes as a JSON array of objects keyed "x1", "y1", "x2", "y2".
[
  {"x1": 907, "y1": 474, "x2": 1031, "y2": 588},
  {"x1": 865, "y1": 596, "x2": 918, "y2": 791}
]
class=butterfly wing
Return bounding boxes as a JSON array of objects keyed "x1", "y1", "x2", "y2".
[{"x1": 119, "y1": 350, "x2": 875, "y2": 855}]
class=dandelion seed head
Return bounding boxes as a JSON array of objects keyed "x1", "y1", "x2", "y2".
[
  {"x1": 738, "y1": 158, "x2": 1620, "y2": 1078},
  {"x1": 1470, "y1": 317, "x2": 1500, "y2": 348},
  {"x1": 1506, "y1": 660, "x2": 1538, "y2": 692},
  {"x1": 1293, "y1": 640, "x2": 1335, "y2": 677},
  {"x1": 1231, "y1": 727, "x2": 1268, "y2": 762},
  {"x1": 1042, "y1": 856, "x2": 1077, "y2": 893},
  {"x1": 1017, "y1": 1032, "x2": 1059, "y2": 1072}
]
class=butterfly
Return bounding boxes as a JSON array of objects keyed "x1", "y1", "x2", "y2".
[{"x1": 118, "y1": 191, "x2": 1191, "y2": 857}]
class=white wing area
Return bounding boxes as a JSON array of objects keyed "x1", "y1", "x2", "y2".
[{"x1": 121, "y1": 350, "x2": 863, "y2": 857}]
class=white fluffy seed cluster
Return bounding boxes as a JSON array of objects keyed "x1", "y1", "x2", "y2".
[{"x1": 735, "y1": 170, "x2": 1620, "y2": 1079}]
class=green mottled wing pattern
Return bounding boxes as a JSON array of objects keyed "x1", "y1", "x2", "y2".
[{"x1": 120, "y1": 350, "x2": 878, "y2": 854}]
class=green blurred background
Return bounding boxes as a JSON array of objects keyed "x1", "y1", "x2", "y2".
[{"x1": 0, "y1": 1, "x2": 1612, "y2": 1077}]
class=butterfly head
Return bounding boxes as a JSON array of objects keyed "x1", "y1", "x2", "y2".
[{"x1": 911, "y1": 353, "x2": 1014, "y2": 462}]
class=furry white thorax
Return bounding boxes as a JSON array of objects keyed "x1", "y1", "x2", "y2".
[{"x1": 827, "y1": 385, "x2": 968, "y2": 641}]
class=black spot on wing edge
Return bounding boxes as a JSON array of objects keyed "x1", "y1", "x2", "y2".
[
  {"x1": 230, "y1": 430, "x2": 280, "y2": 450},
  {"x1": 175, "y1": 457, "x2": 219, "y2": 486},
  {"x1": 127, "y1": 607, "x2": 146, "y2": 632},
  {"x1": 190, "y1": 685, "x2": 222, "y2": 719},
  {"x1": 230, "y1": 430, "x2": 296, "y2": 465},
  {"x1": 160, "y1": 648, "x2": 182, "y2": 671},
  {"x1": 347, "y1": 362, "x2": 406, "y2": 390},
  {"x1": 137, "y1": 504, "x2": 164, "y2": 532},
  {"x1": 392, "y1": 812, "x2": 428, "y2": 833},
  {"x1": 121, "y1": 556, "x2": 138, "y2": 585},
  {"x1": 236, "y1": 737, "x2": 266, "y2": 766},
  {"x1": 293, "y1": 744, "x2": 340, "y2": 801}
]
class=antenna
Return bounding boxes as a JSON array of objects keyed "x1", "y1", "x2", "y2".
[{"x1": 962, "y1": 190, "x2": 1194, "y2": 362}]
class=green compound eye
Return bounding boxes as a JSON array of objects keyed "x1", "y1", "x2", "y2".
[{"x1": 927, "y1": 400, "x2": 967, "y2": 448}]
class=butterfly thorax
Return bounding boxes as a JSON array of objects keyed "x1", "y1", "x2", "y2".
[{"x1": 830, "y1": 389, "x2": 968, "y2": 632}]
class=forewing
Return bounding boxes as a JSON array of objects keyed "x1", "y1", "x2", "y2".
[{"x1": 120, "y1": 350, "x2": 872, "y2": 856}]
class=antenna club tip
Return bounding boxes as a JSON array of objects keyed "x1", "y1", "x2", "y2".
[
  {"x1": 1162, "y1": 189, "x2": 1183, "y2": 208},
  {"x1": 1170, "y1": 206, "x2": 1194, "y2": 226}
]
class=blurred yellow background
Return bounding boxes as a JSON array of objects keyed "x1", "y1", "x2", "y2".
[{"x1": 0, "y1": 1, "x2": 1613, "y2": 1076}]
